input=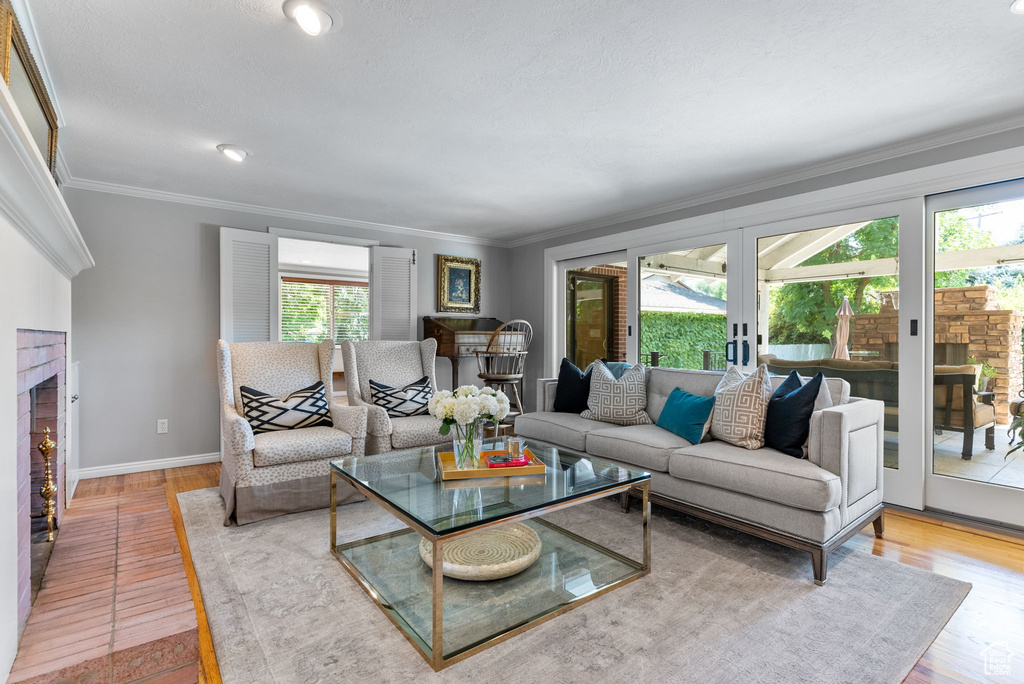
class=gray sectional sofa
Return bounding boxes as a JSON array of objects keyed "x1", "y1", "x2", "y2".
[{"x1": 514, "y1": 366, "x2": 885, "y2": 584}]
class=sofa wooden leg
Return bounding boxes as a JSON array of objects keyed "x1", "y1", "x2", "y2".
[
  {"x1": 619, "y1": 491, "x2": 631, "y2": 513},
  {"x1": 872, "y1": 513, "x2": 884, "y2": 538},
  {"x1": 811, "y1": 549, "x2": 828, "y2": 586}
]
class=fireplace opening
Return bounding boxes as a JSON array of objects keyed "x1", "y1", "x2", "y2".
[{"x1": 28, "y1": 377, "x2": 59, "y2": 603}]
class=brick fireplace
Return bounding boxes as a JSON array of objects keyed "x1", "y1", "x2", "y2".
[
  {"x1": 851, "y1": 286, "x2": 1024, "y2": 423},
  {"x1": 15, "y1": 329, "x2": 67, "y2": 629}
]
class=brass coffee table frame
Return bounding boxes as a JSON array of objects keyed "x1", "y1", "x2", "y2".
[{"x1": 330, "y1": 471, "x2": 651, "y2": 672}]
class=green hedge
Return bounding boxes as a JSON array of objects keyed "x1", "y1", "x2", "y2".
[{"x1": 639, "y1": 311, "x2": 727, "y2": 369}]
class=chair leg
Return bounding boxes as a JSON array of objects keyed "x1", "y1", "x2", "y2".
[
  {"x1": 986, "y1": 426, "x2": 995, "y2": 451},
  {"x1": 962, "y1": 432, "x2": 973, "y2": 460},
  {"x1": 810, "y1": 548, "x2": 828, "y2": 586},
  {"x1": 510, "y1": 382, "x2": 525, "y2": 418},
  {"x1": 872, "y1": 513, "x2": 884, "y2": 538}
]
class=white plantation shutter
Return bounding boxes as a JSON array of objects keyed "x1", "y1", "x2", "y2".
[
  {"x1": 220, "y1": 227, "x2": 279, "y2": 342},
  {"x1": 369, "y1": 247, "x2": 417, "y2": 340}
]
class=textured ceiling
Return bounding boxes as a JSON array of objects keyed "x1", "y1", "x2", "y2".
[{"x1": 29, "y1": 0, "x2": 1024, "y2": 242}]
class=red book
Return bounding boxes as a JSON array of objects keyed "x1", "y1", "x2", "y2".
[{"x1": 486, "y1": 456, "x2": 530, "y2": 468}]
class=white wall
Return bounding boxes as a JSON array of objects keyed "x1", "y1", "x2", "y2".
[
  {"x1": 0, "y1": 216, "x2": 72, "y2": 676},
  {"x1": 64, "y1": 188, "x2": 511, "y2": 471}
]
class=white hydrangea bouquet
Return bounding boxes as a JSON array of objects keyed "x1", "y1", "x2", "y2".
[{"x1": 428, "y1": 385, "x2": 511, "y2": 467}]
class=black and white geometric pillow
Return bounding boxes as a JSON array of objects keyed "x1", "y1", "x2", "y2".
[
  {"x1": 240, "y1": 381, "x2": 333, "y2": 434},
  {"x1": 369, "y1": 376, "x2": 433, "y2": 417}
]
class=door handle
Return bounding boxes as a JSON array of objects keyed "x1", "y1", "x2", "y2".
[
  {"x1": 725, "y1": 340, "x2": 737, "y2": 364},
  {"x1": 71, "y1": 394, "x2": 79, "y2": 403},
  {"x1": 742, "y1": 340, "x2": 750, "y2": 366}
]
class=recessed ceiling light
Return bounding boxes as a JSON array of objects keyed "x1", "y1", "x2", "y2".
[
  {"x1": 216, "y1": 144, "x2": 251, "y2": 162},
  {"x1": 1012, "y1": 0, "x2": 1024, "y2": 14},
  {"x1": 299, "y1": 260, "x2": 313, "y2": 264},
  {"x1": 282, "y1": 0, "x2": 340, "y2": 36}
]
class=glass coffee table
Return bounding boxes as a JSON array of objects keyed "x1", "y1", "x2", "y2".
[{"x1": 330, "y1": 440, "x2": 651, "y2": 671}]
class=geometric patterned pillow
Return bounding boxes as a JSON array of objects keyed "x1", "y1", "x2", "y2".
[
  {"x1": 239, "y1": 381, "x2": 333, "y2": 434},
  {"x1": 369, "y1": 376, "x2": 433, "y2": 418},
  {"x1": 710, "y1": 364, "x2": 772, "y2": 449},
  {"x1": 581, "y1": 362, "x2": 652, "y2": 426}
]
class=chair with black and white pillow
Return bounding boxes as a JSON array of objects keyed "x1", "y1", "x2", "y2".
[
  {"x1": 339, "y1": 338, "x2": 448, "y2": 454},
  {"x1": 217, "y1": 339, "x2": 368, "y2": 525}
]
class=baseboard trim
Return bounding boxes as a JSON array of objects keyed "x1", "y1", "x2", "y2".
[{"x1": 74, "y1": 453, "x2": 221, "y2": 480}]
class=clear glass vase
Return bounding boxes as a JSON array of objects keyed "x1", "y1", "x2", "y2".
[{"x1": 452, "y1": 421, "x2": 484, "y2": 469}]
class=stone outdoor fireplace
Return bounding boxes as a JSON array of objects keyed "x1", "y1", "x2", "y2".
[
  {"x1": 15, "y1": 329, "x2": 67, "y2": 629},
  {"x1": 851, "y1": 286, "x2": 1024, "y2": 423}
]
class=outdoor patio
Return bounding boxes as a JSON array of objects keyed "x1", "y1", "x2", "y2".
[{"x1": 885, "y1": 428, "x2": 1024, "y2": 488}]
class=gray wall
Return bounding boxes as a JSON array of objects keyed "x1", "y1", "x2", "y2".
[
  {"x1": 65, "y1": 188, "x2": 511, "y2": 469},
  {"x1": 510, "y1": 126, "x2": 1024, "y2": 410}
]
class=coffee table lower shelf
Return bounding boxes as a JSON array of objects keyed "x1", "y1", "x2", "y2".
[{"x1": 331, "y1": 510, "x2": 649, "y2": 671}]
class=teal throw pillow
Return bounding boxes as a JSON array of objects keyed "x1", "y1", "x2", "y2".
[{"x1": 656, "y1": 388, "x2": 715, "y2": 444}]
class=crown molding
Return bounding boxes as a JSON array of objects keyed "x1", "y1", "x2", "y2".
[
  {"x1": 60, "y1": 177, "x2": 510, "y2": 247},
  {"x1": 0, "y1": 81, "x2": 92, "y2": 278},
  {"x1": 508, "y1": 113, "x2": 1024, "y2": 248}
]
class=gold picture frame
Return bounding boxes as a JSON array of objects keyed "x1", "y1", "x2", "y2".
[
  {"x1": 437, "y1": 254, "x2": 481, "y2": 313},
  {"x1": 1, "y1": 0, "x2": 58, "y2": 179}
]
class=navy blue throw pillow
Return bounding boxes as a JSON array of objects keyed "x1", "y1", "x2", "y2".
[
  {"x1": 764, "y1": 371, "x2": 824, "y2": 458},
  {"x1": 553, "y1": 358, "x2": 594, "y2": 413}
]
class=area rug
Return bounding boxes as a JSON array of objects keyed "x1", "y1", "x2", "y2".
[{"x1": 178, "y1": 488, "x2": 970, "y2": 684}]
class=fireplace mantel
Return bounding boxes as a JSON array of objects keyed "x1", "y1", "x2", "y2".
[{"x1": 0, "y1": 81, "x2": 92, "y2": 278}]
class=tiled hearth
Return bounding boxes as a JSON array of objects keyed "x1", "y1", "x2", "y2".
[{"x1": 15, "y1": 329, "x2": 67, "y2": 630}]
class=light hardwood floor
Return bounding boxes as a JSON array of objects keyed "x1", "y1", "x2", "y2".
[{"x1": 74, "y1": 464, "x2": 1024, "y2": 684}]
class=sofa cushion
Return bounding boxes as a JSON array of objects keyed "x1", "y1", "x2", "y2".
[
  {"x1": 764, "y1": 372, "x2": 823, "y2": 458},
  {"x1": 669, "y1": 441, "x2": 841, "y2": 512},
  {"x1": 513, "y1": 412, "x2": 608, "y2": 452},
  {"x1": 710, "y1": 365, "x2": 772, "y2": 449},
  {"x1": 240, "y1": 381, "x2": 332, "y2": 434},
  {"x1": 553, "y1": 358, "x2": 594, "y2": 413},
  {"x1": 582, "y1": 362, "x2": 652, "y2": 426},
  {"x1": 656, "y1": 388, "x2": 715, "y2": 444},
  {"x1": 646, "y1": 367, "x2": 723, "y2": 422},
  {"x1": 253, "y1": 426, "x2": 352, "y2": 466},
  {"x1": 935, "y1": 403, "x2": 996, "y2": 429},
  {"x1": 586, "y1": 424, "x2": 693, "y2": 472},
  {"x1": 390, "y1": 415, "x2": 447, "y2": 449}
]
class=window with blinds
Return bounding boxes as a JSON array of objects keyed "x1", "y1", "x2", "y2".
[{"x1": 280, "y1": 278, "x2": 369, "y2": 343}]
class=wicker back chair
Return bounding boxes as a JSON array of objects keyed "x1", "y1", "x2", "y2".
[{"x1": 474, "y1": 319, "x2": 533, "y2": 421}]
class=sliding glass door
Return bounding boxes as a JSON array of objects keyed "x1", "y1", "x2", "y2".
[{"x1": 925, "y1": 180, "x2": 1024, "y2": 527}]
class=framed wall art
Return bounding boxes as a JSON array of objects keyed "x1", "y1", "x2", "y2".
[
  {"x1": 437, "y1": 254, "x2": 481, "y2": 314},
  {"x1": 1, "y1": 0, "x2": 58, "y2": 179}
]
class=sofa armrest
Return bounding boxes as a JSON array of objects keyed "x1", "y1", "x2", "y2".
[
  {"x1": 221, "y1": 402, "x2": 255, "y2": 455},
  {"x1": 808, "y1": 397, "x2": 884, "y2": 522},
  {"x1": 536, "y1": 378, "x2": 558, "y2": 413},
  {"x1": 330, "y1": 403, "x2": 368, "y2": 439}
]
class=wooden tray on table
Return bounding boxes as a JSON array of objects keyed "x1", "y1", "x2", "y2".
[{"x1": 438, "y1": 448, "x2": 546, "y2": 480}]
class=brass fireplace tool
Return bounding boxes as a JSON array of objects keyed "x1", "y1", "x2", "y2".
[{"x1": 36, "y1": 427, "x2": 58, "y2": 542}]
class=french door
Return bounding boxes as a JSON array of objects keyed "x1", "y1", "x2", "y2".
[
  {"x1": 626, "y1": 230, "x2": 743, "y2": 371},
  {"x1": 737, "y1": 201, "x2": 927, "y2": 509},
  {"x1": 924, "y1": 179, "x2": 1024, "y2": 527}
]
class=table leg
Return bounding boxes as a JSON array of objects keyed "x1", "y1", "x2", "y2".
[
  {"x1": 431, "y1": 537, "x2": 445, "y2": 670},
  {"x1": 641, "y1": 482, "x2": 651, "y2": 573},
  {"x1": 330, "y1": 471, "x2": 337, "y2": 553}
]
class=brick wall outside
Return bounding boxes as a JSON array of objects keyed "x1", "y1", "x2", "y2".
[
  {"x1": 15, "y1": 329, "x2": 66, "y2": 629},
  {"x1": 851, "y1": 286, "x2": 1023, "y2": 423},
  {"x1": 573, "y1": 265, "x2": 628, "y2": 362}
]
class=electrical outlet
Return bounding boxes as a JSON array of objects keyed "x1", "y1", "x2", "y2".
[{"x1": 157, "y1": 419, "x2": 169, "y2": 434}]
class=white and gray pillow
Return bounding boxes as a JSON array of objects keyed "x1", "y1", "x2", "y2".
[
  {"x1": 582, "y1": 362, "x2": 652, "y2": 426},
  {"x1": 240, "y1": 381, "x2": 333, "y2": 434},
  {"x1": 369, "y1": 376, "x2": 433, "y2": 417},
  {"x1": 710, "y1": 365, "x2": 773, "y2": 449}
]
